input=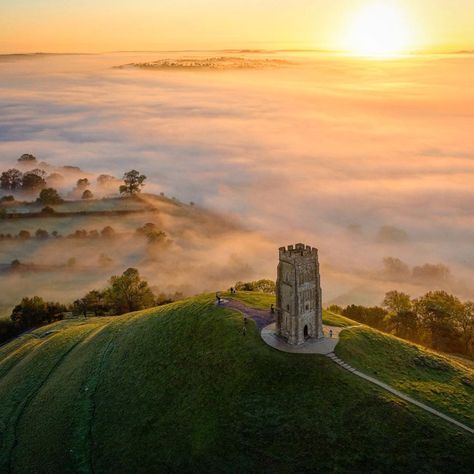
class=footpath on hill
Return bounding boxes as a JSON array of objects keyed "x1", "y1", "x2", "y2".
[{"x1": 220, "y1": 297, "x2": 474, "y2": 436}]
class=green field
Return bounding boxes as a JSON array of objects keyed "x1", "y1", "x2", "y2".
[{"x1": 0, "y1": 294, "x2": 473, "y2": 473}]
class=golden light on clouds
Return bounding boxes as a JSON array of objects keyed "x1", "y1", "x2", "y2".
[{"x1": 343, "y1": 2, "x2": 414, "y2": 57}]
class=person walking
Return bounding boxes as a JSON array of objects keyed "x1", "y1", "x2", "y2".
[{"x1": 329, "y1": 329, "x2": 333, "y2": 338}]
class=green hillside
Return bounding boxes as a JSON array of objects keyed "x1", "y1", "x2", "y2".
[
  {"x1": 0, "y1": 294, "x2": 473, "y2": 473},
  {"x1": 336, "y1": 326, "x2": 474, "y2": 426}
]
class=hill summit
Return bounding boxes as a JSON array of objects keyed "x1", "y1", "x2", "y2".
[{"x1": 0, "y1": 293, "x2": 473, "y2": 473}]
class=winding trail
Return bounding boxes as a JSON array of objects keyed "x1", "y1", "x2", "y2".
[
  {"x1": 219, "y1": 299, "x2": 275, "y2": 329},
  {"x1": 221, "y1": 298, "x2": 474, "y2": 436}
]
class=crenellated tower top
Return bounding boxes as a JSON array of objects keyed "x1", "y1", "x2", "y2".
[{"x1": 279, "y1": 243, "x2": 318, "y2": 259}]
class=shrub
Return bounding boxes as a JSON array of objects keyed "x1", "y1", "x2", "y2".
[{"x1": 235, "y1": 279, "x2": 276, "y2": 294}]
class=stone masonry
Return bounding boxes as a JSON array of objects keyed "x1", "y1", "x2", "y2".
[{"x1": 276, "y1": 244, "x2": 323, "y2": 344}]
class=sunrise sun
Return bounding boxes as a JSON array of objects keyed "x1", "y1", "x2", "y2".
[{"x1": 345, "y1": 2, "x2": 412, "y2": 57}]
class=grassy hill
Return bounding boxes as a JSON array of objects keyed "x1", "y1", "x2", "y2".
[
  {"x1": 336, "y1": 327, "x2": 474, "y2": 427},
  {"x1": 0, "y1": 294, "x2": 473, "y2": 473}
]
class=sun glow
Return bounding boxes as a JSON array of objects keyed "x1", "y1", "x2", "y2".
[{"x1": 345, "y1": 2, "x2": 413, "y2": 57}]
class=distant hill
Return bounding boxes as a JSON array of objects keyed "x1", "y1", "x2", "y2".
[{"x1": 0, "y1": 294, "x2": 473, "y2": 472}]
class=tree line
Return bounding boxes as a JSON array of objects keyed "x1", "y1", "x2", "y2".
[
  {"x1": 1, "y1": 167, "x2": 147, "y2": 201},
  {"x1": 0, "y1": 268, "x2": 181, "y2": 345},
  {"x1": 0, "y1": 223, "x2": 169, "y2": 247},
  {"x1": 328, "y1": 290, "x2": 474, "y2": 357}
]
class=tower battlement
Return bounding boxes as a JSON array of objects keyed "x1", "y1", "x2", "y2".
[{"x1": 279, "y1": 243, "x2": 318, "y2": 259}]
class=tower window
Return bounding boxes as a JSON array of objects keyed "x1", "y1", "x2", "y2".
[
  {"x1": 286, "y1": 304, "x2": 290, "y2": 311},
  {"x1": 305, "y1": 304, "x2": 309, "y2": 311}
]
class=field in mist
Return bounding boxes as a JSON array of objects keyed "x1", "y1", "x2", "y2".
[{"x1": 0, "y1": 51, "x2": 473, "y2": 312}]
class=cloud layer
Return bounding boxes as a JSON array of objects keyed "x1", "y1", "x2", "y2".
[{"x1": 0, "y1": 52, "x2": 473, "y2": 305}]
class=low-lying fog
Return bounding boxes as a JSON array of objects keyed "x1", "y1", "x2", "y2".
[{"x1": 0, "y1": 51, "x2": 473, "y2": 311}]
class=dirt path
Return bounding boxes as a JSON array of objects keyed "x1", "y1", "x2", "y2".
[{"x1": 219, "y1": 299, "x2": 275, "y2": 329}]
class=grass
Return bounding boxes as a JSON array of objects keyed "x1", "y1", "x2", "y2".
[
  {"x1": 224, "y1": 291, "x2": 355, "y2": 327},
  {"x1": 321, "y1": 310, "x2": 355, "y2": 327},
  {"x1": 228, "y1": 291, "x2": 474, "y2": 426},
  {"x1": 222, "y1": 290, "x2": 275, "y2": 310},
  {"x1": 0, "y1": 294, "x2": 473, "y2": 473},
  {"x1": 336, "y1": 326, "x2": 474, "y2": 427}
]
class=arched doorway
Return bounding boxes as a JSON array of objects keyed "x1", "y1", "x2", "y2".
[{"x1": 304, "y1": 325, "x2": 309, "y2": 339}]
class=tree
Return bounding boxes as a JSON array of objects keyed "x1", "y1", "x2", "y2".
[
  {"x1": 414, "y1": 291, "x2": 463, "y2": 351},
  {"x1": 342, "y1": 305, "x2": 388, "y2": 330},
  {"x1": 76, "y1": 178, "x2": 90, "y2": 190},
  {"x1": 10, "y1": 296, "x2": 65, "y2": 330},
  {"x1": 84, "y1": 290, "x2": 108, "y2": 316},
  {"x1": 29, "y1": 168, "x2": 46, "y2": 178},
  {"x1": 46, "y1": 173, "x2": 64, "y2": 186},
  {"x1": 105, "y1": 268, "x2": 155, "y2": 314},
  {"x1": 235, "y1": 279, "x2": 276, "y2": 294},
  {"x1": 382, "y1": 257, "x2": 410, "y2": 279},
  {"x1": 0, "y1": 319, "x2": 18, "y2": 344},
  {"x1": 387, "y1": 310, "x2": 418, "y2": 340},
  {"x1": 383, "y1": 291, "x2": 412, "y2": 314},
  {"x1": 382, "y1": 291, "x2": 414, "y2": 338},
  {"x1": 22, "y1": 170, "x2": 46, "y2": 192},
  {"x1": 18, "y1": 230, "x2": 31, "y2": 240},
  {"x1": 327, "y1": 304, "x2": 343, "y2": 314},
  {"x1": 35, "y1": 229, "x2": 49, "y2": 239},
  {"x1": 136, "y1": 223, "x2": 168, "y2": 245},
  {"x1": 72, "y1": 298, "x2": 88, "y2": 318},
  {"x1": 101, "y1": 226, "x2": 116, "y2": 238},
  {"x1": 97, "y1": 174, "x2": 116, "y2": 186},
  {"x1": 41, "y1": 206, "x2": 56, "y2": 215},
  {"x1": 38, "y1": 188, "x2": 64, "y2": 205},
  {"x1": 18, "y1": 153, "x2": 37, "y2": 163},
  {"x1": 0, "y1": 169, "x2": 23, "y2": 191},
  {"x1": 81, "y1": 189, "x2": 93, "y2": 200},
  {"x1": 119, "y1": 170, "x2": 146, "y2": 196},
  {"x1": 456, "y1": 302, "x2": 474, "y2": 355}
]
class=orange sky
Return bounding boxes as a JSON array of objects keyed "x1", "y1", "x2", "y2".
[{"x1": 1, "y1": 0, "x2": 473, "y2": 53}]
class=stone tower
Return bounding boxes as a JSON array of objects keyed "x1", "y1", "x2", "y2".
[{"x1": 276, "y1": 244, "x2": 323, "y2": 345}]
